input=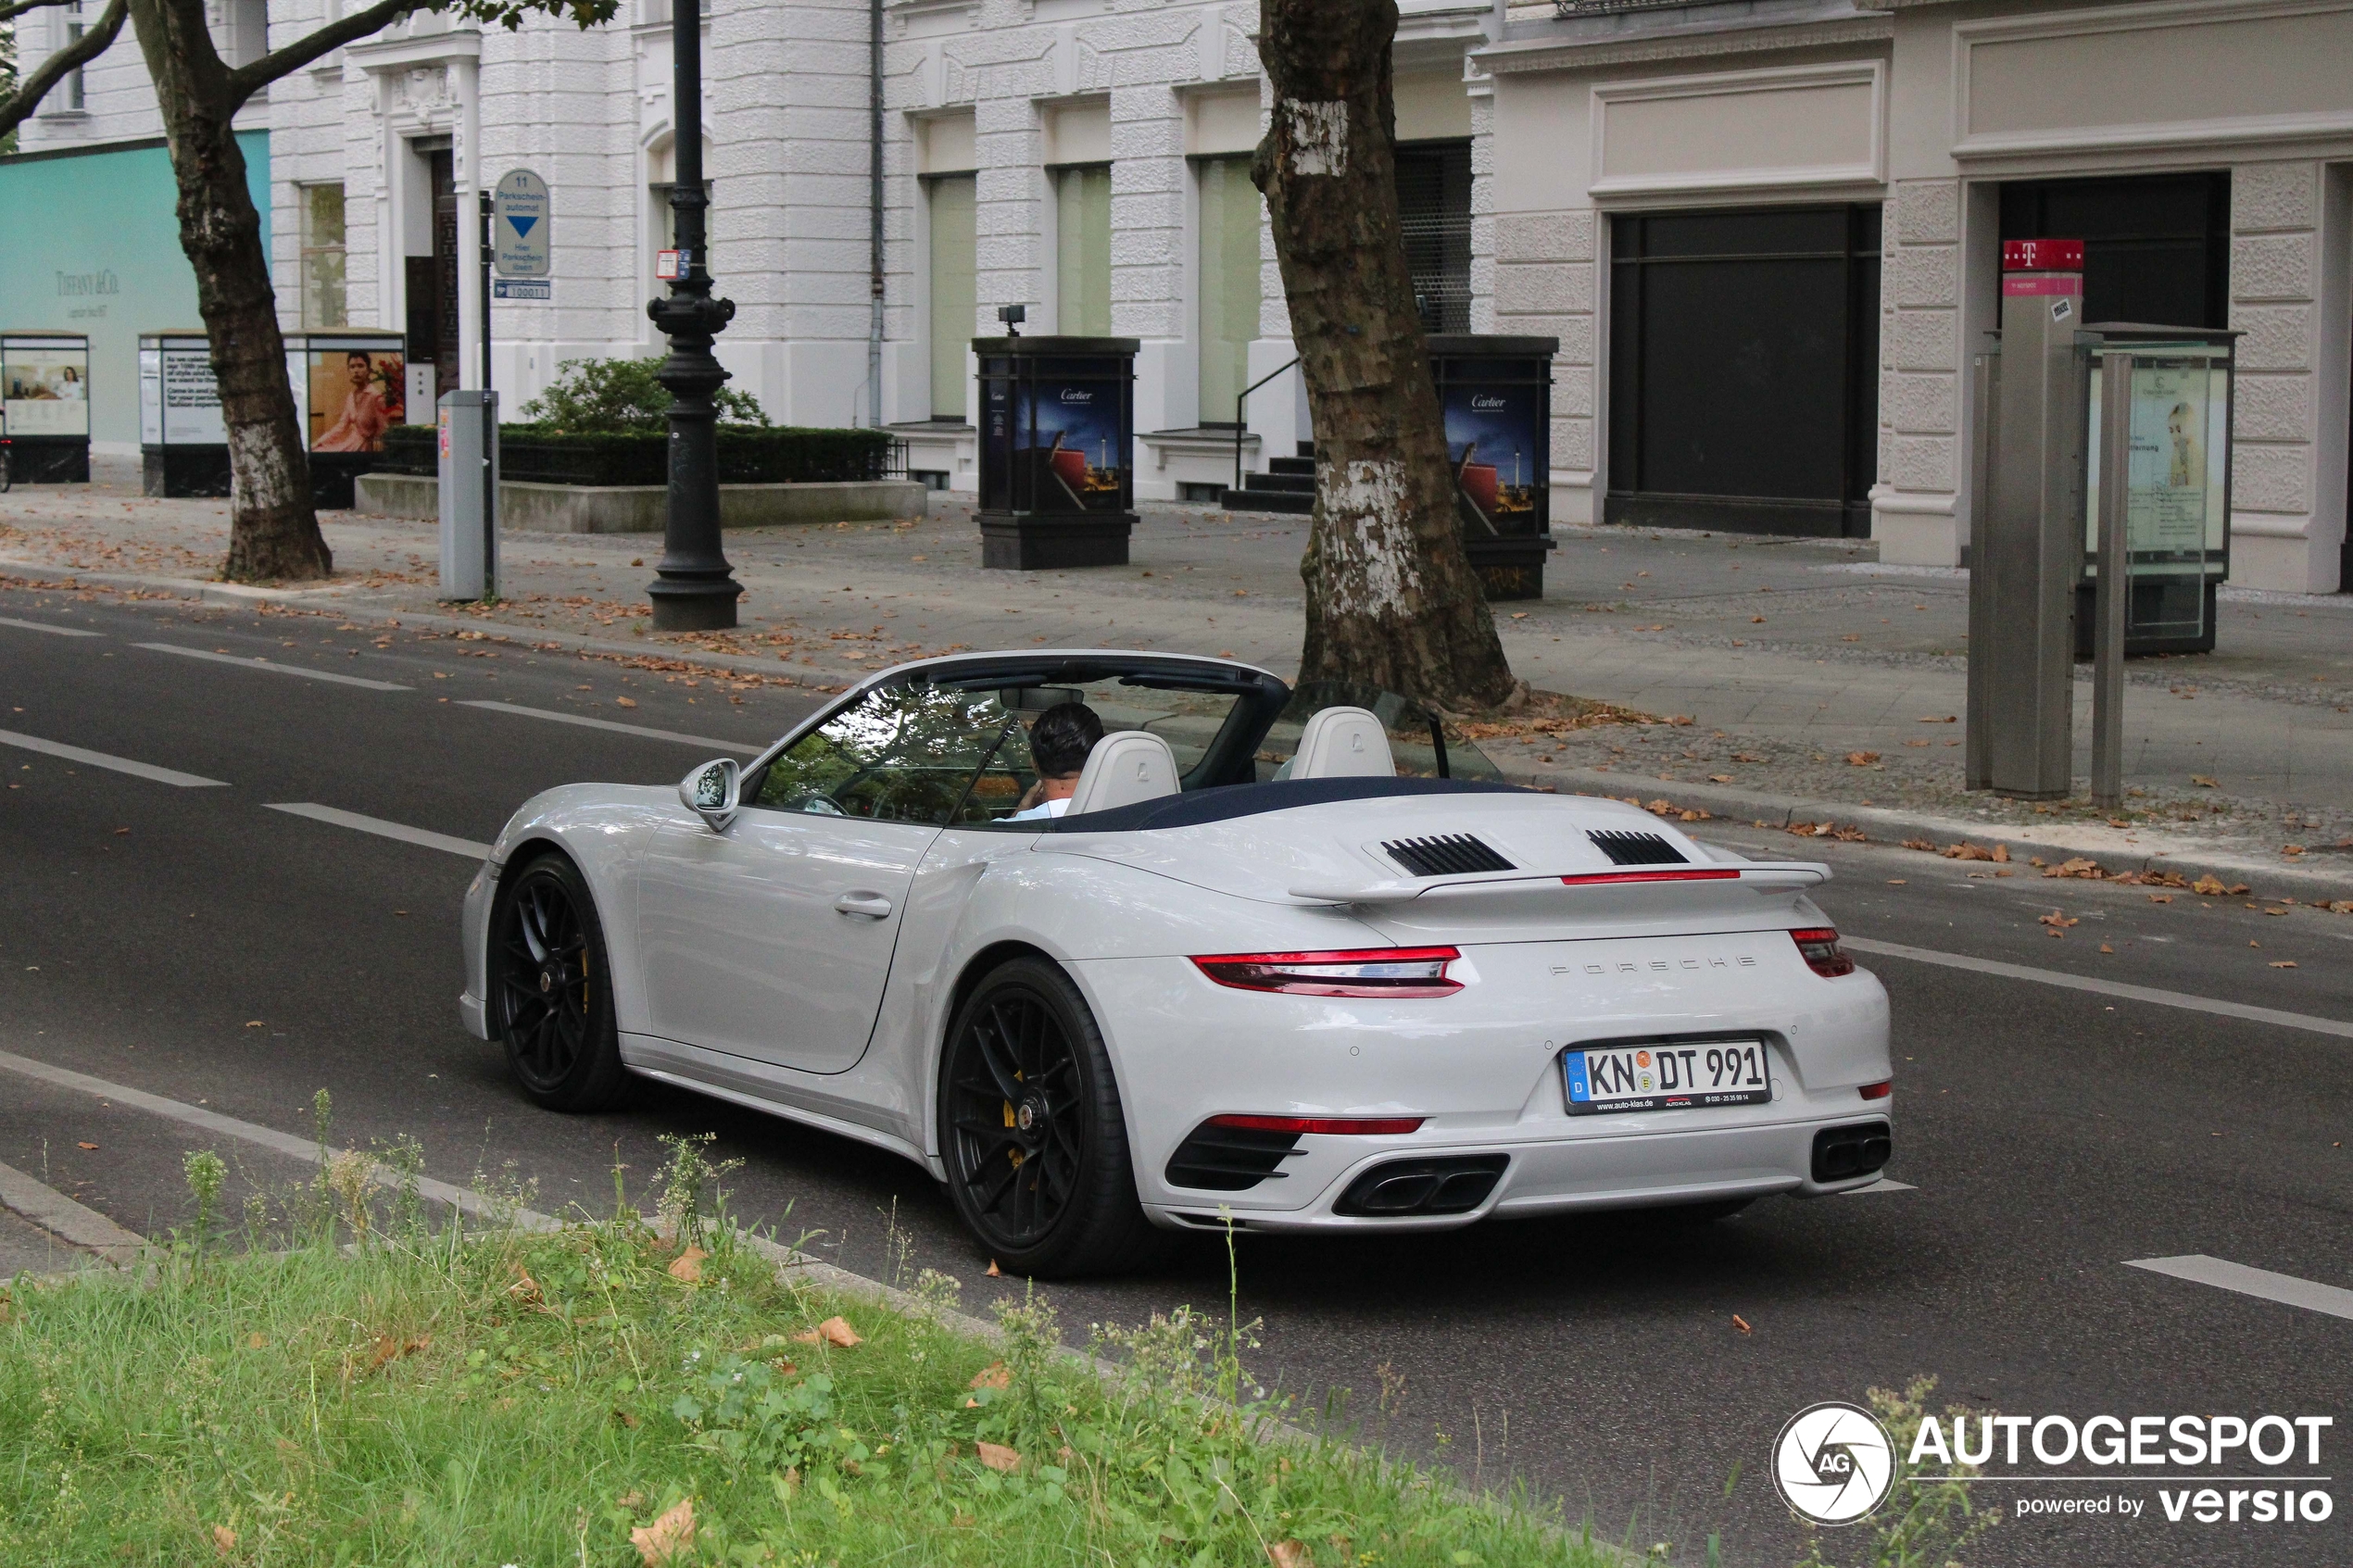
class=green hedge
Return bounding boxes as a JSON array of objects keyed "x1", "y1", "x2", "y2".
[{"x1": 374, "y1": 424, "x2": 897, "y2": 486}]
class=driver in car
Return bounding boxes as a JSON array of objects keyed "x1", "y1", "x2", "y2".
[{"x1": 1005, "y1": 700, "x2": 1104, "y2": 822}]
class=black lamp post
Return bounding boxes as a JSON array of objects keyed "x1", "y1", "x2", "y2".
[{"x1": 645, "y1": 0, "x2": 739, "y2": 632}]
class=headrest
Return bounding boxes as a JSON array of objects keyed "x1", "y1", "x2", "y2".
[
  {"x1": 1063, "y1": 730, "x2": 1180, "y2": 816},
  {"x1": 1288, "y1": 705, "x2": 1396, "y2": 780}
]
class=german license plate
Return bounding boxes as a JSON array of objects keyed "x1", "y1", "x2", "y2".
[{"x1": 1564, "y1": 1039, "x2": 1771, "y2": 1115}]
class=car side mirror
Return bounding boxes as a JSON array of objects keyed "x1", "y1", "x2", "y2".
[{"x1": 679, "y1": 758, "x2": 740, "y2": 831}]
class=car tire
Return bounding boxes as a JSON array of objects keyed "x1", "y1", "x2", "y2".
[
  {"x1": 937, "y1": 956, "x2": 1168, "y2": 1279},
  {"x1": 488, "y1": 850, "x2": 629, "y2": 1112}
]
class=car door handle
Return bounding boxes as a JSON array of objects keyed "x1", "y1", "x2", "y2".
[{"x1": 833, "y1": 891, "x2": 894, "y2": 920}]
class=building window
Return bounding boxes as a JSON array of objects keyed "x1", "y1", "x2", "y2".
[
  {"x1": 1053, "y1": 163, "x2": 1112, "y2": 336},
  {"x1": 1196, "y1": 156, "x2": 1261, "y2": 427},
  {"x1": 206, "y1": 0, "x2": 269, "y2": 69},
  {"x1": 1607, "y1": 204, "x2": 1881, "y2": 537},
  {"x1": 300, "y1": 183, "x2": 348, "y2": 329},
  {"x1": 1395, "y1": 140, "x2": 1470, "y2": 334},
  {"x1": 1997, "y1": 172, "x2": 2230, "y2": 330},
  {"x1": 55, "y1": 3, "x2": 88, "y2": 112},
  {"x1": 926, "y1": 173, "x2": 976, "y2": 420}
]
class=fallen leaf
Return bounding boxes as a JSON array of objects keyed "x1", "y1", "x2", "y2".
[
  {"x1": 246, "y1": 1332, "x2": 268, "y2": 1348},
  {"x1": 1268, "y1": 1542, "x2": 1312, "y2": 1568},
  {"x1": 1732, "y1": 1314, "x2": 1752, "y2": 1336},
  {"x1": 1886, "y1": 879, "x2": 1907, "y2": 885},
  {"x1": 2148, "y1": 894, "x2": 2174, "y2": 904},
  {"x1": 2098, "y1": 944, "x2": 2114, "y2": 954},
  {"x1": 630, "y1": 1497, "x2": 696, "y2": 1565},
  {"x1": 2044, "y1": 858, "x2": 2105, "y2": 880},
  {"x1": 2037, "y1": 911, "x2": 2079, "y2": 929},
  {"x1": 1708, "y1": 773, "x2": 1733, "y2": 784},
  {"x1": 2192, "y1": 775, "x2": 2218, "y2": 787},
  {"x1": 507, "y1": 1266, "x2": 543, "y2": 1306},
  {"x1": 1917, "y1": 715, "x2": 1957, "y2": 723},
  {"x1": 2271, "y1": 960, "x2": 2297, "y2": 969},
  {"x1": 367, "y1": 1333, "x2": 430, "y2": 1371},
  {"x1": 113, "y1": 826, "x2": 130, "y2": 835},
  {"x1": 666, "y1": 1246, "x2": 707, "y2": 1283},
  {"x1": 1993, "y1": 844, "x2": 2011, "y2": 863},
  {"x1": 793, "y1": 1315, "x2": 862, "y2": 1348},
  {"x1": 1901, "y1": 838, "x2": 1935, "y2": 852},
  {"x1": 77, "y1": 1141, "x2": 96, "y2": 1149},
  {"x1": 1751, "y1": 615, "x2": 1767, "y2": 623},
  {"x1": 212, "y1": 1524, "x2": 238, "y2": 1555},
  {"x1": 976, "y1": 1441, "x2": 1022, "y2": 1473},
  {"x1": 613, "y1": 1408, "x2": 641, "y2": 1428},
  {"x1": 969, "y1": 1361, "x2": 1012, "y2": 1390},
  {"x1": 245, "y1": 1020, "x2": 265, "y2": 1028},
  {"x1": 987, "y1": 1260, "x2": 1001, "y2": 1277},
  {"x1": 617, "y1": 1490, "x2": 645, "y2": 1509}
]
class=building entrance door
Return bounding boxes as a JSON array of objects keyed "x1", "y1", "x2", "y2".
[
  {"x1": 1997, "y1": 171, "x2": 2229, "y2": 331},
  {"x1": 1605, "y1": 204, "x2": 1881, "y2": 536},
  {"x1": 403, "y1": 145, "x2": 461, "y2": 403}
]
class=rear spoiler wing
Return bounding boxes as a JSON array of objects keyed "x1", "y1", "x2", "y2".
[{"x1": 1287, "y1": 862, "x2": 1831, "y2": 906}]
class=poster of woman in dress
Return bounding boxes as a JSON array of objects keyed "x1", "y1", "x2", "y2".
[{"x1": 308, "y1": 348, "x2": 406, "y2": 452}]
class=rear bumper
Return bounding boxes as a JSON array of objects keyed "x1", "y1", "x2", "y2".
[{"x1": 1143, "y1": 1111, "x2": 1893, "y2": 1233}]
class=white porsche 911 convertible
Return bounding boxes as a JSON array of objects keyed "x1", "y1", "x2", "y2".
[{"x1": 460, "y1": 649, "x2": 1893, "y2": 1276}]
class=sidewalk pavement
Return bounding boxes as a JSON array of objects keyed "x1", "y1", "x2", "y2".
[
  {"x1": 4, "y1": 457, "x2": 2349, "y2": 899},
  {"x1": 0, "y1": 1158, "x2": 149, "y2": 1276}
]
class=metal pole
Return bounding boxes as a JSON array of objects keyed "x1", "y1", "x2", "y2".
[
  {"x1": 866, "y1": 0, "x2": 884, "y2": 430},
  {"x1": 478, "y1": 193, "x2": 494, "y2": 392},
  {"x1": 2091, "y1": 350, "x2": 2131, "y2": 809},
  {"x1": 646, "y1": 0, "x2": 740, "y2": 632}
]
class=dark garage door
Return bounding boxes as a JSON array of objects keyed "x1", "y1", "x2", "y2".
[{"x1": 1606, "y1": 204, "x2": 1881, "y2": 537}]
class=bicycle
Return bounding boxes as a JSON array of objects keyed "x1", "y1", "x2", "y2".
[{"x1": 0, "y1": 438, "x2": 12, "y2": 494}]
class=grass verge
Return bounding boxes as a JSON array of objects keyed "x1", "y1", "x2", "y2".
[{"x1": 0, "y1": 1144, "x2": 1626, "y2": 1567}]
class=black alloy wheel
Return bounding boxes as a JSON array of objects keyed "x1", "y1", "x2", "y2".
[
  {"x1": 938, "y1": 957, "x2": 1164, "y2": 1277},
  {"x1": 491, "y1": 852, "x2": 627, "y2": 1111}
]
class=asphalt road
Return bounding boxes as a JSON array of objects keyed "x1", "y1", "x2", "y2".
[{"x1": 2, "y1": 582, "x2": 2347, "y2": 1568}]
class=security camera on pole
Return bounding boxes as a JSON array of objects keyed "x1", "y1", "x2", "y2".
[{"x1": 644, "y1": 0, "x2": 740, "y2": 632}]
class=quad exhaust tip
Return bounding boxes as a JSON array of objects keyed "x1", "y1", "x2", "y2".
[
  {"x1": 1334, "y1": 1154, "x2": 1510, "y2": 1218},
  {"x1": 1812, "y1": 1121, "x2": 1893, "y2": 1183}
]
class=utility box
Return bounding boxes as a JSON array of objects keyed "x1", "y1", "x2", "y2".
[
  {"x1": 2073, "y1": 325, "x2": 2236, "y2": 659},
  {"x1": 1968, "y1": 240, "x2": 2088, "y2": 801},
  {"x1": 2, "y1": 331, "x2": 93, "y2": 483},
  {"x1": 1428, "y1": 335, "x2": 1557, "y2": 601},
  {"x1": 974, "y1": 335, "x2": 1138, "y2": 570},
  {"x1": 437, "y1": 390, "x2": 499, "y2": 600}
]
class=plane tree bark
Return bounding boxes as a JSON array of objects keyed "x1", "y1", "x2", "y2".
[
  {"x1": 74, "y1": 0, "x2": 617, "y2": 581},
  {"x1": 0, "y1": 0, "x2": 130, "y2": 143},
  {"x1": 1252, "y1": 0, "x2": 1516, "y2": 711}
]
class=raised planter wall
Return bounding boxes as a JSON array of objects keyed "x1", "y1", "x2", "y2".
[{"x1": 353, "y1": 472, "x2": 927, "y2": 533}]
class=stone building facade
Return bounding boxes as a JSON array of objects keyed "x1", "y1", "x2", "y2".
[{"x1": 11, "y1": 0, "x2": 2350, "y2": 592}]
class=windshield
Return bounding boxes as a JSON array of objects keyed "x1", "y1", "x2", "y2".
[{"x1": 746, "y1": 674, "x2": 1255, "y2": 827}]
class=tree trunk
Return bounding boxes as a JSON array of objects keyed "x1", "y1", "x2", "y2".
[
  {"x1": 131, "y1": 0, "x2": 332, "y2": 582},
  {"x1": 1252, "y1": 0, "x2": 1513, "y2": 711}
]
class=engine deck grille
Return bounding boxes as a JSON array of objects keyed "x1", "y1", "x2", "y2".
[
  {"x1": 1586, "y1": 829, "x2": 1689, "y2": 867},
  {"x1": 1383, "y1": 834, "x2": 1516, "y2": 877}
]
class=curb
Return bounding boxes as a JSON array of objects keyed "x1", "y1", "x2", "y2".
[
  {"x1": 0, "y1": 1158, "x2": 151, "y2": 1269},
  {"x1": 1504, "y1": 763, "x2": 2353, "y2": 903}
]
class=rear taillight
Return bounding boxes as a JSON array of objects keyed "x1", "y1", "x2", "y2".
[
  {"x1": 1791, "y1": 927, "x2": 1855, "y2": 978},
  {"x1": 1190, "y1": 947, "x2": 1462, "y2": 997},
  {"x1": 1859, "y1": 1081, "x2": 1891, "y2": 1100},
  {"x1": 1208, "y1": 1114, "x2": 1425, "y2": 1135}
]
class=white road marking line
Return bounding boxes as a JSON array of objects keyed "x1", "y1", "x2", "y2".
[
  {"x1": 0, "y1": 616, "x2": 104, "y2": 637},
  {"x1": 1844, "y1": 1177, "x2": 1915, "y2": 1195},
  {"x1": 134, "y1": 641, "x2": 411, "y2": 691},
  {"x1": 0, "y1": 728, "x2": 230, "y2": 787},
  {"x1": 264, "y1": 803, "x2": 489, "y2": 859},
  {"x1": 0, "y1": 1047, "x2": 541, "y2": 1232},
  {"x1": 2125, "y1": 1255, "x2": 2353, "y2": 1322},
  {"x1": 1843, "y1": 935, "x2": 2353, "y2": 1042},
  {"x1": 458, "y1": 699, "x2": 762, "y2": 755}
]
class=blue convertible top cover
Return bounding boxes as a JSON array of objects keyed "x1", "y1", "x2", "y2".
[{"x1": 1048, "y1": 775, "x2": 1534, "y2": 834}]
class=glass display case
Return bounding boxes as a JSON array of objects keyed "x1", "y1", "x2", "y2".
[
  {"x1": 975, "y1": 335, "x2": 1138, "y2": 569},
  {"x1": 2077, "y1": 325, "x2": 2236, "y2": 657},
  {"x1": 1, "y1": 332, "x2": 93, "y2": 483},
  {"x1": 1428, "y1": 335, "x2": 1557, "y2": 600}
]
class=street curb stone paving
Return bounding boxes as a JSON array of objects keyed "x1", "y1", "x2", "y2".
[{"x1": 0, "y1": 1157, "x2": 152, "y2": 1269}]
